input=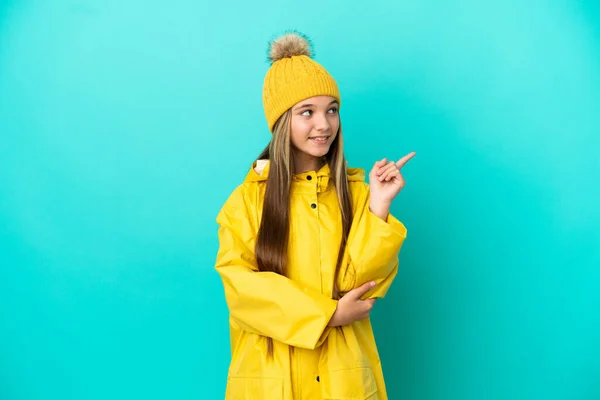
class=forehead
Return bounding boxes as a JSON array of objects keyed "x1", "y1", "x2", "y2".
[{"x1": 293, "y1": 95, "x2": 338, "y2": 108}]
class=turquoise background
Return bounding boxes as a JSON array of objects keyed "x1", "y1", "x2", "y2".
[{"x1": 1, "y1": 0, "x2": 599, "y2": 399}]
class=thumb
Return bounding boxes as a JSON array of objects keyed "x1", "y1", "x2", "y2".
[
  {"x1": 371, "y1": 159, "x2": 387, "y2": 179},
  {"x1": 348, "y1": 281, "x2": 376, "y2": 299},
  {"x1": 374, "y1": 158, "x2": 388, "y2": 168}
]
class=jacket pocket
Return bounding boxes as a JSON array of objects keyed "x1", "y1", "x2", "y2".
[
  {"x1": 320, "y1": 365, "x2": 379, "y2": 400},
  {"x1": 225, "y1": 376, "x2": 283, "y2": 400}
]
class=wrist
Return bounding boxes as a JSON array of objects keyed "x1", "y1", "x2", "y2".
[
  {"x1": 369, "y1": 200, "x2": 391, "y2": 220},
  {"x1": 327, "y1": 302, "x2": 341, "y2": 327}
]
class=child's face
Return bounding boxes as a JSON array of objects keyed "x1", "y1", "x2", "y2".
[{"x1": 290, "y1": 95, "x2": 340, "y2": 161}]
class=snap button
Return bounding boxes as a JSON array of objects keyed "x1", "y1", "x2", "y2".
[
  {"x1": 307, "y1": 175, "x2": 312, "y2": 180},
  {"x1": 310, "y1": 203, "x2": 316, "y2": 209}
]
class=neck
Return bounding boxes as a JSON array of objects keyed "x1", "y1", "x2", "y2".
[{"x1": 293, "y1": 153, "x2": 323, "y2": 174}]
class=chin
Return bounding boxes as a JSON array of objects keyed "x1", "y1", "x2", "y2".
[
  {"x1": 294, "y1": 142, "x2": 333, "y2": 159},
  {"x1": 309, "y1": 148, "x2": 331, "y2": 158}
]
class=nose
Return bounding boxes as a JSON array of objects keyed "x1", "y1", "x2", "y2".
[{"x1": 314, "y1": 113, "x2": 330, "y2": 132}]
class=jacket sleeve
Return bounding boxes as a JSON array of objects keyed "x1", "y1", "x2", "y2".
[
  {"x1": 214, "y1": 186, "x2": 338, "y2": 350},
  {"x1": 338, "y1": 183, "x2": 407, "y2": 299}
]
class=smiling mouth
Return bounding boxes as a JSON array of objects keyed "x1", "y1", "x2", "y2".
[{"x1": 309, "y1": 136, "x2": 330, "y2": 143}]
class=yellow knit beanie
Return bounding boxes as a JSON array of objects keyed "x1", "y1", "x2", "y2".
[{"x1": 262, "y1": 31, "x2": 340, "y2": 132}]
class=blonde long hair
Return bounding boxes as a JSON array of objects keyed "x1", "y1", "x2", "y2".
[{"x1": 255, "y1": 109, "x2": 353, "y2": 357}]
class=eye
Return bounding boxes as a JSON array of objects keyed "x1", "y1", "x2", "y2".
[
  {"x1": 328, "y1": 107, "x2": 339, "y2": 114},
  {"x1": 301, "y1": 110, "x2": 312, "y2": 116}
]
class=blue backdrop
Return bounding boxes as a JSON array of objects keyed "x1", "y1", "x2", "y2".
[{"x1": 1, "y1": 1, "x2": 599, "y2": 399}]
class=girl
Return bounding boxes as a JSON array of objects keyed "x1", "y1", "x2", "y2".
[{"x1": 214, "y1": 31, "x2": 415, "y2": 400}]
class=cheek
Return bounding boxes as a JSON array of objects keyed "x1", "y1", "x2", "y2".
[
  {"x1": 332, "y1": 119, "x2": 340, "y2": 132},
  {"x1": 290, "y1": 119, "x2": 311, "y2": 142},
  {"x1": 329, "y1": 115, "x2": 340, "y2": 133}
]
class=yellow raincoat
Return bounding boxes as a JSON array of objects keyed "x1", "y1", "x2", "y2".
[{"x1": 215, "y1": 160, "x2": 407, "y2": 399}]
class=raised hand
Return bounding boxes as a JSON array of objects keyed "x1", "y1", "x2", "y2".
[{"x1": 369, "y1": 152, "x2": 416, "y2": 206}]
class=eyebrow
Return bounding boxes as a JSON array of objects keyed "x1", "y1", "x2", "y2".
[{"x1": 294, "y1": 100, "x2": 339, "y2": 111}]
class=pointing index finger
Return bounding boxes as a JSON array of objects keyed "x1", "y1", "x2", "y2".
[{"x1": 395, "y1": 152, "x2": 416, "y2": 169}]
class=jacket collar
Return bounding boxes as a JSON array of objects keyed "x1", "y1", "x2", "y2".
[{"x1": 243, "y1": 159, "x2": 365, "y2": 193}]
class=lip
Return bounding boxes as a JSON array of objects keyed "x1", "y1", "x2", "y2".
[{"x1": 309, "y1": 136, "x2": 330, "y2": 146}]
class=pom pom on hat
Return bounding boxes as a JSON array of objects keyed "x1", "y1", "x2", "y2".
[{"x1": 267, "y1": 31, "x2": 313, "y2": 64}]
